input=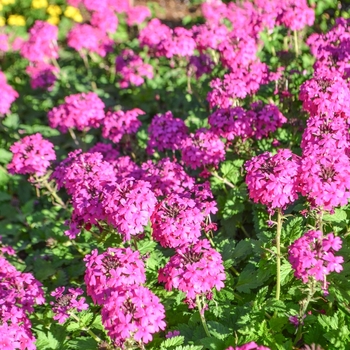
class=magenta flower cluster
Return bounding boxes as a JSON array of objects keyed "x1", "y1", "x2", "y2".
[
  {"x1": 288, "y1": 231, "x2": 343, "y2": 289},
  {"x1": 245, "y1": 149, "x2": 300, "y2": 213},
  {"x1": 102, "y1": 108, "x2": 144, "y2": 143},
  {"x1": 115, "y1": 49, "x2": 154, "y2": 88},
  {"x1": 51, "y1": 287, "x2": 88, "y2": 324},
  {"x1": 7, "y1": 133, "x2": 56, "y2": 177},
  {"x1": 146, "y1": 111, "x2": 188, "y2": 154},
  {"x1": 84, "y1": 248, "x2": 166, "y2": 346},
  {"x1": 0, "y1": 255, "x2": 45, "y2": 350},
  {"x1": 226, "y1": 342, "x2": 270, "y2": 350},
  {"x1": 0, "y1": 71, "x2": 18, "y2": 115},
  {"x1": 159, "y1": 239, "x2": 226, "y2": 303},
  {"x1": 48, "y1": 92, "x2": 105, "y2": 133}
]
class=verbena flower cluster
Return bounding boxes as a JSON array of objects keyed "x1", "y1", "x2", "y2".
[
  {"x1": 245, "y1": 149, "x2": 300, "y2": 213},
  {"x1": 115, "y1": 49, "x2": 153, "y2": 88},
  {"x1": 146, "y1": 111, "x2": 188, "y2": 154},
  {"x1": 51, "y1": 287, "x2": 88, "y2": 324},
  {"x1": 0, "y1": 256, "x2": 45, "y2": 350},
  {"x1": 48, "y1": 92, "x2": 105, "y2": 133},
  {"x1": 226, "y1": 342, "x2": 270, "y2": 350},
  {"x1": 84, "y1": 248, "x2": 166, "y2": 346},
  {"x1": 0, "y1": 71, "x2": 19, "y2": 115},
  {"x1": 7, "y1": 133, "x2": 56, "y2": 177},
  {"x1": 159, "y1": 239, "x2": 225, "y2": 304},
  {"x1": 288, "y1": 231, "x2": 343, "y2": 289},
  {"x1": 102, "y1": 108, "x2": 144, "y2": 143}
]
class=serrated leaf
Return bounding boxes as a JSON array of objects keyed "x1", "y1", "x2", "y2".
[
  {"x1": 280, "y1": 261, "x2": 293, "y2": 285},
  {"x1": 66, "y1": 322, "x2": 81, "y2": 332},
  {"x1": 160, "y1": 336, "x2": 185, "y2": 349},
  {"x1": 174, "y1": 346, "x2": 203, "y2": 350},
  {"x1": 235, "y1": 264, "x2": 265, "y2": 293},
  {"x1": 0, "y1": 149, "x2": 12, "y2": 165},
  {"x1": 323, "y1": 209, "x2": 347, "y2": 223},
  {"x1": 207, "y1": 322, "x2": 230, "y2": 340},
  {"x1": 200, "y1": 337, "x2": 225, "y2": 350},
  {"x1": 91, "y1": 315, "x2": 104, "y2": 331},
  {"x1": 79, "y1": 311, "x2": 94, "y2": 327}
]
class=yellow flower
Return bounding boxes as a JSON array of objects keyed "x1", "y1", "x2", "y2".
[
  {"x1": 47, "y1": 4, "x2": 62, "y2": 16},
  {"x1": 31, "y1": 0, "x2": 48, "y2": 9},
  {"x1": 0, "y1": 17, "x2": 5, "y2": 26},
  {"x1": 1, "y1": 0, "x2": 16, "y2": 5},
  {"x1": 7, "y1": 14, "x2": 25, "y2": 26},
  {"x1": 47, "y1": 16, "x2": 60, "y2": 25},
  {"x1": 64, "y1": 6, "x2": 83, "y2": 22},
  {"x1": 0, "y1": 4, "x2": 2, "y2": 10}
]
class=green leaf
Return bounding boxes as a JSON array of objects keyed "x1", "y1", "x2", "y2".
[
  {"x1": 200, "y1": 337, "x2": 225, "y2": 350},
  {"x1": 207, "y1": 321, "x2": 230, "y2": 340},
  {"x1": 0, "y1": 149, "x2": 12, "y2": 165},
  {"x1": 323, "y1": 209, "x2": 347, "y2": 223},
  {"x1": 79, "y1": 311, "x2": 94, "y2": 327},
  {"x1": 66, "y1": 322, "x2": 81, "y2": 332},
  {"x1": 235, "y1": 264, "x2": 265, "y2": 293},
  {"x1": 160, "y1": 336, "x2": 185, "y2": 349}
]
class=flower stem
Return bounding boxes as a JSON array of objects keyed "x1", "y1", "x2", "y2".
[
  {"x1": 294, "y1": 30, "x2": 299, "y2": 57},
  {"x1": 42, "y1": 178, "x2": 67, "y2": 209},
  {"x1": 294, "y1": 279, "x2": 316, "y2": 345},
  {"x1": 70, "y1": 312, "x2": 103, "y2": 343},
  {"x1": 276, "y1": 208, "x2": 282, "y2": 301},
  {"x1": 195, "y1": 295, "x2": 211, "y2": 337},
  {"x1": 210, "y1": 170, "x2": 235, "y2": 189}
]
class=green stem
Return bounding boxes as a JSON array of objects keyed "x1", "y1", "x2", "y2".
[
  {"x1": 276, "y1": 208, "x2": 282, "y2": 301},
  {"x1": 211, "y1": 171, "x2": 235, "y2": 189},
  {"x1": 294, "y1": 30, "x2": 299, "y2": 57},
  {"x1": 195, "y1": 295, "x2": 211, "y2": 338},
  {"x1": 42, "y1": 178, "x2": 67, "y2": 209},
  {"x1": 294, "y1": 279, "x2": 316, "y2": 345},
  {"x1": 70, "y1": 312, "x2": 103, "y2": 343}
]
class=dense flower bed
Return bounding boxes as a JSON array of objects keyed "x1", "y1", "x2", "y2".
[{"x1": 1, "y1": 0, "x2": 350, "y2": 349}]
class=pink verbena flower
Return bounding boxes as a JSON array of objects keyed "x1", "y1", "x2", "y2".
[
  {"x1": 48, "y1": 92, "x2": 105, "y2": 133},
  {"x1": 299, "y1": 71, "x2": 350, "y2": 118},
  {"x1": 88, "y1": 143, "x2": 120, "y2": 161},
  {"x1": 298, "y1": 149, "x2": 350, "y2": 211},
  {"x1": 147, "y1": 111, "x2": 188, "y2": 154},
  {"x1": 102, "y1": 285, "x2": 166, "y2": 346},
  {"x1": 207, "y1": 62, "x2": 269, "y2": 108},
  {"x1": 245, "y1": 149, "x2": 300, "y2": 213},
  {"x1": 151, "y1": 193, "x2": 205, "y2": 248},
  {"x1": 276, "y1": 0, "x2": 315, "y2": 31},
  {"x1": 103, "y1": 178, "x2": 157, "y2": 241},
  {"x1": 116, "y1": 49, "x2": 153, "y2": 88},
  {"x1": 192, "y1": 23, "x2": 228, "y2": 51},
  {"x1": 141, "y1": 158, "x2": 194, "y2": 197},
  {"x1": 189, "y1": 54, "x2": 214, "y2": 79},
  {"x1": 288, "y1": 230, "x2": 343, "y2": 287},
  {"x1": 208, "y1": 107, "x2": 254, "y2": 141},
  {"x1": 7, "y1": 133, "x2": 56, "y2": 177},
  {"x1": 51, "y1": 287, "x2": 88, "y2": 324},
  {"x1": 26, "y1": 62, "x2": 58, "y2": 90},
  {"x1": 51, "y1": 150, "x2": 117, "y2": 238},
  {"x1": 226, "y1": 342, "x2": 271, "y2": 350},
  {"x1": 126, "y1": 5, "x2": 151, "y2": 26},
  {"x1": 138, "y1": 19, "x2": 173, "y2": 57},
  {"x1": 102, "y1": 108, "x2": 144, "y2": 143},
  {"x1": 0, "y1": 71, "x2": 19, "y2": 116},
  {"x1": 84, "y1": 248, "x2": 146, "y2": 304},
  {"x1": 158, "y1": 239, "x2": 225, "y2": 302},
  {"x1": 20, "y1": 20, "x2": 58, "y2": 63},
  {"x1": 91, "y1": 9, "x2": 118, "y2": 33},
  {"x1": 67, "y1": 24, "x2": 113, "y2": 57},
  {"x1": 170, "y1": 27, "x2": 196, "y2": 58},
  {"x1": 0, "y1": 322, "x2": 37, "y2": 350},
  {"x1": 248, "y1": 102, "x2": 287, "y2": 140},
  {"x1": 181, "y1": 128, "x2": 225, "y2": 170}
]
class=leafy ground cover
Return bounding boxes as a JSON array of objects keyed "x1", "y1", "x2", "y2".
[{"x1": 1, "y1": 0, "x2": 350, "y2": 349}]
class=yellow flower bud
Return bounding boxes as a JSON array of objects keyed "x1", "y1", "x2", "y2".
[
  {"x1": 2, "y1": 0, "x2": 16, "y2": 5},
  {"x1": 7, "y1": 14, "x2": 26, "y2": 26},
  {"x1": 0, "y1": 17, "x2": 5, "y2": 26},
  {"x1": 47, "y1": 16, "x2": 60, "y2": 25},
  {"x1": 64, "y1": 6, "x2": 83, "y2": 22},
  {"x1": 47, "y1": 4, "x2": 62, "y2": 16},
  {"x1": 31, "y1": 0, "x2": 48, "y2": 9}
]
